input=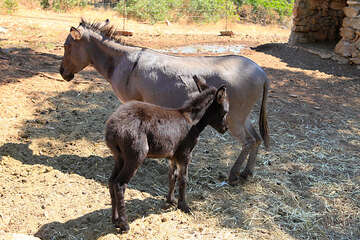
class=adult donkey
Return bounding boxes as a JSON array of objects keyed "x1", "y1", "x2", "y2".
[{"x1": 59, "y1": 19, "x2": 270, "y2": 185}]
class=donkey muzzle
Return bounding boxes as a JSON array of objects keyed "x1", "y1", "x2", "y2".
[{"x1": 60, "y1": 65, "x2": 74, "y2": 81}]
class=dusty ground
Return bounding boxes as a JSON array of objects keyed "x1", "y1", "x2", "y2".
[{"x1": 0, "y1": 6, "x2": 359, "y2": 240}]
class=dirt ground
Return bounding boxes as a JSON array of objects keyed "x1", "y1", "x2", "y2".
[{"x1": 0, "y1": 7, "x2": 359, "y2": 240}]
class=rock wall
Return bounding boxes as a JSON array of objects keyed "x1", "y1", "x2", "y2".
[
  {"x1": 289, "y1": 0, "x2": 346, "y2": 44},
  {"x1": 288, "y1": 0, "x2": 360, "y2": 64},
  {"x1": 334, "y1": 1, "x2": 360, "y2": 64}
]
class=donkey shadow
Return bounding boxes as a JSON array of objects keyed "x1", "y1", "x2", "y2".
[
  {"x1": 34, "y1": 197, "x2": 168, "y2": 240},
  {"x1": 0, "y1": 142, "x2": 169, "y2": 195}
]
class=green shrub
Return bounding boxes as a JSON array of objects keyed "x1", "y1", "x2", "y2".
[
  {"x1": 116, "y1": 0, "x2": 182, "y2": 24},
  {"x1": 116, "y1": 0, "x2": 236, "y2": 24},
  {"x1": 3, "y1": 0, "x2": 18, "y2": 13},
  {"x1": 237, "y1": 0, "x2": 294, "y2": 17},
  {"x1": 39, "y1": 0, "x2": 88, "y2": 11},
  {"x1": 40, "y1": 0, "x2": 50, "y2": 9},
  {"x1": 186, "y1": 0, "x2": 236, "y2": 22}
]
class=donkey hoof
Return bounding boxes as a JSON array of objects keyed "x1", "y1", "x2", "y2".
[
  {"x1": 115, "y1": 221, "x2": 130, "y2": 233},
  {"x1": 240, "y1": 170, "x2": 253, "y2": 181},
  {"x1": 228, "y1": 174, "x2": 241, "y2": 186},
  {"x1": 178, "y1": 202, "x2": 191, "y2": 213},
  {"x1": 166, "y1": 197, "x2": 176, "y2": 205}
]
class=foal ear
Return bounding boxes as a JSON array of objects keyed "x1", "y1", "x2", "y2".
[
  {"x1": 70, "y1": 27, "x2": 82, "y2": 40},
  {"x1": 216, "y1": 85, "x2": 227, "y2": 104},
  {"x1": 193, "y1": 75, "x2": 209, "y2": 92}
]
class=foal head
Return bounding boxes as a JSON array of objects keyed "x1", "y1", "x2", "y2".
[
  {"x1": 193, "y1": 75, "x2": 229, "y2": 134},
  {"x1": 60, "y1": 18, "x2": 110, "y2": 81}
]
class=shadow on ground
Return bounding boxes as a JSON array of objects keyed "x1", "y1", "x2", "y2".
[
  {"x1": 34, "y1": 197, "x2": 168, "y2": 240},
  {"x1": 252, "y1": 43, "x2": 360, "y2": 77}
]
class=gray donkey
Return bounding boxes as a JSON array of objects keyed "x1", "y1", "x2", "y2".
[
  {"x1": 105, "y1": 76, "x2": 228, "y2": 231},
  {"x1": 60, "y1": 19, "x2": 270, "y2": 185}
]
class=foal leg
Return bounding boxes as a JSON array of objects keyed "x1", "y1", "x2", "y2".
[
  {"x1": 177, "y1": 157, "x2": 191, "y2": 213},
  {"x1": 240, "y1": 123, "x2": 262, "y2": 180},
  {"x1": 113, "y1": 146, "x2": 147, "y2": 232},
  {"x1": 166, "y1": 159, "x2": 177, "y2": 205},
  {"x1": 106, "y1": 142, "x2": 124, "y2": 225}
]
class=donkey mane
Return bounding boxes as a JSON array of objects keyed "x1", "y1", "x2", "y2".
[{"x1": 80, "y1": 18, "x2": 124, "y2": 44}]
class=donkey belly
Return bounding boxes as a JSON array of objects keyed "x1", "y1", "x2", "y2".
[{"x1": 146, "y1": 141, "x2": 176, "y2": 159}]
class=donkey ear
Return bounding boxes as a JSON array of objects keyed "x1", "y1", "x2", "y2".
[
  {"x1": 70, "y1": 27, "x2": 81, "y2": 40},
  {"x1": 193, "y1": 75, "x2": 208, "y2": 92},
  {"x1": 216, "y1": 86, "x2": 227, "y2": 104}
]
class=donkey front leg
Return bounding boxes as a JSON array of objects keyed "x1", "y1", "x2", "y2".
[
  {"x1": 166, "y1": 159, "x2": 177, "y2": 205},
  {"x1": 177, "y1": 157, "x2": 191, "y2": 213}
]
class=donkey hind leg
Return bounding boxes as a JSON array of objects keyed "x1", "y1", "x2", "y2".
[
  {"x1": 166, "y1": 159, "x2": 178, "y2": 205},
  {"x1": 107, "y1": 142, "x2": 124, "y2": 225},
  {"x1": 239, "y1": 122, "x2": 262, "y2": 180},
  {"x1": 113, "y1": 147, "x2": 147, "y2": 232},
  {"x1": 177, "y1": 157, "x2": 191, "y2": 213},
  {"x1": 228, "y1": 120, "x2": 257, "y2": 185}
]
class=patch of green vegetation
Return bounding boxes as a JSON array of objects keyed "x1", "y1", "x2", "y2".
[
  {"x1": 2, "y1": 0, "x2": 18, "y2": 13},
  {"x1": 39, "y1": 0, "x2": 88, "y2": 12},
  {"x1": 236, "y1": 0, "x2": 294, "y2": 22},
  {"x1": 115, "y1": 0, "x2": 183, "y2": 24},
  {"x1": 36, "y1": 0, "x2": 294, "y2": 24}
]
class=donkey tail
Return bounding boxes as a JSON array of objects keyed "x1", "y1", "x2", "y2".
[{"x1": 259, "y1": 79, "x2": 270, "y2": 150}]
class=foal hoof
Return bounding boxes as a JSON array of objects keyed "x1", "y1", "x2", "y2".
[
  {"x1": 115, "y1": 221, "x2": 130, "y2": 233},
  {"x1": 178, "y1": 202, "x2": 191, "y2": 213},
  {"x1": 166, "y1": 197, "x2": 176, "y2": 205},
  {"x1": 228, "y1": 173, "x2": 250, "y2": 186}
]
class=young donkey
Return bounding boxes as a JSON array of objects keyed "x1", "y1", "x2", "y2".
[{"x1": 105, "y1": 76, "x2": 228, "y2": 232}]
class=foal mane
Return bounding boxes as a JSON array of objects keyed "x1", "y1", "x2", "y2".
[
  {"x1": 181, "y1": 87, "x2": 217, "y2": 112},
  {"x1": 79, "y1": 18, "x2": 124, "y2": 44}
]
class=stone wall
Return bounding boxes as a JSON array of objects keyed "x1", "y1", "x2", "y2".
[
  {"x1": 334, "y1": 1, "x2": 360, "y2": 64},
  {"x1": 289, "y1": 0, "x2": 346, "y2": 44}
]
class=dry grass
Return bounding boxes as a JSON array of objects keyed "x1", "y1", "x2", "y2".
[{"x1": 0, "y1": 6, "x2": 359, "y2": 240}]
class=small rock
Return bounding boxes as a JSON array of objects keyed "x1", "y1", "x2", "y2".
[{"x1": 0, "y1": 27, "x2": 7, "y2": 33}]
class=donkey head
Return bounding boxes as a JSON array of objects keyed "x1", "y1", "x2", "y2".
[
  {"x1": 193, "y1": 75, "x2": 229, "y2": 134},
  {"x1": 59, "y1": 19, "x2": 110, "y2": 81}
]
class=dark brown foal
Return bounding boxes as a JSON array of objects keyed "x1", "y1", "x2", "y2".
[{"x1": 105, "y1": 76, "x2": 228, "y2": 232}]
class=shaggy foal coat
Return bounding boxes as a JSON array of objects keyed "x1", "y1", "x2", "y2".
[{"x1": 105, "y1": 80, "x2": 228, "y2": 232}]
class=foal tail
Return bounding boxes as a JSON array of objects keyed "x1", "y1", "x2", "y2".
[{"x1": 259, "y1": 79, "x2": 270, "y2": 150}]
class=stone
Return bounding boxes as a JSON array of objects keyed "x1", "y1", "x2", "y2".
[
  {"x1": 293, "y1": 25, "x2": 310, "y2": 32},
  {"x1": 344, "y1": 7, "x2": 360, "y2": 17},
  {"x1": 329, "y1": 1, "x2": 346, "y2": 10},
  {"x1": 351, "y1": 17, "x2": 360, "y2": 29},
  {"x1": 308, "y1": 0, "x2": 321, "y2": 10},
  {"x1": 0, "y1": 27, "x2": 7, "y2": 33},
  {"x1": 342, "y1": 17, "x2": 352, "y2": 27},
  {"x1": 351, "y1": 49, "x2": 360, "y2": 57},
  {"x1": 288, "y1": 32, "x2": 310, "y2": 44},
  {"x1": 335, "y1": 39, "x2": 354, "y2": 57},
  {"x1": 332, "y1": 54, "x2": 350, "y2": 64},
  {"x1": 340, "y1": 27, "x2": 355, "y2": 40},
  {"x1": 354, "y1": 37, "x2": 360, "y2": 49},
  {"x1": 350, "y1": 57, "x2": 360, "y2": 64},
  {"x1": 311, "y1": 31, "x2": 328, "y2": 41}
]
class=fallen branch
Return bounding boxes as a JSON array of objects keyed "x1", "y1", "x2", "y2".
[
  {"x1": 14, "y1": 66, "x2": 105, "y2": 84},
  {"x1": 14, "y1": 67, "x2": 65, "y2": 82}
]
